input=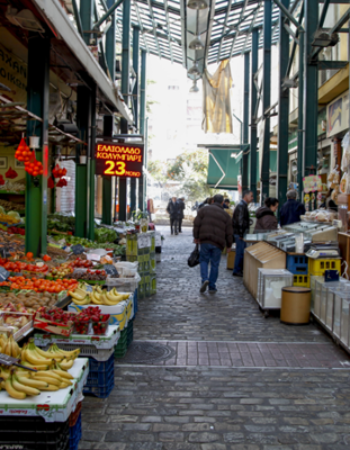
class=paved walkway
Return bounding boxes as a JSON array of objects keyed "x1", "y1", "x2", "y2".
[{"x1": 80, "y1": 226, "x2": 350, "y2": 450}]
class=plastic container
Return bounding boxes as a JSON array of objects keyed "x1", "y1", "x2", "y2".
[
  {"x1": 91, "y1": 315, "x2": 109, "y2": 335},
  {"x1": 115, "y1": 328, "x2": 128, "y2": 358},
  {"x1": 69, "y1": 401, "x2": 82, "y2": 427},
  {"x1": 127, "y1": 319, "x2": 134, "y2": 347},
  {"x1": 308, "y1": 258, "x2": 342, "y2": 276},
  {"x1": 73, "y1": 317, "x2": 90, "y2": 335},
  {"x1": 286, "y1": 254, "x2": 308, "y2": 275},
  {"x1": 293, "y1": 274, "x2": 310, "y2": 287},
  {"x1": 83, "y1": 353, "x2": 115, "y2": 398},
  {"x1": 69, "y1": 412, "x2": 82, "y2": 450},
  {"x1": 281, "y1": 286, "x2": 311, "y2": 325}
]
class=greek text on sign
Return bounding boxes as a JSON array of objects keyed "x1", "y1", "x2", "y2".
[{"x1": 95, "y1": 143, "x2": 144, "y2": 178}]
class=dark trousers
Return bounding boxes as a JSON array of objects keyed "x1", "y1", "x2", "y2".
[
  {"x1": 233, "y1": 234, "x2": 246, "y2": 274},
  {"x1": 178, "y1": 218, "x2": 183, "y2": 232},
  {"x1": 170, "y1": 218, "x2": 178, "y2": 234}
]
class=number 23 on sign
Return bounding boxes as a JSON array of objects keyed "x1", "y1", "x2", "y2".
[{"x1": 104, "y1": 161, "x2": 126, "y2": 176}]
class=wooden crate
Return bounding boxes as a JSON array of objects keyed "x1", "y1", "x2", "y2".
[
  {"x1": 243, "y1": 242, "x2": 286, "y2": 300},
  {"x1": 338, "y1": 232, "x2": 350, "y2": 279}
]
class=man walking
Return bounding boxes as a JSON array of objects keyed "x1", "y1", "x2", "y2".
[
  {"x1": 280, "y1": 190, "x2": 306, "y2": 226},
  {"x1": 177, "y1": 197, "x2": 186, "y2": 233},
  {"x1": 232, "y1": 190, "x2": 254, "y2": 277},
  {"x1": 193, "y1": 194, "x2": 233, "y2": 294},
  {"x1": 167, "y1": 197, "x2": 180, "y2": 235}
]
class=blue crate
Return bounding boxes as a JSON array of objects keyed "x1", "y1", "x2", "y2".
[
  {"x1": 83, "y1": 375, "x2": 115, "y2": 398},
  {"x1": 69, "y1": 413, "x2": 82, "y2": 450},
  {"x1": 286, "y1": 254, "x2": 308, "y2": 275},
  {"x1": 85, "y1": 354, "x2": 115, "y2": 388},
  {"x1": 134, "y1": 289, "x2": 138, "y2": 315}
]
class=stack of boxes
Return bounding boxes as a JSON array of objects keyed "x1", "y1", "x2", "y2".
[
  {"x1": 126, "y1": 232, "x2": 157, "y2": 299},
  {"x1": 287, "y1": 254, "x2": 310, "y2": 287}
]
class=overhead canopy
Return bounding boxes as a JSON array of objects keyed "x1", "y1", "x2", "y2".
[{"x1": 206, "y1": 146, "x2": 246, "y2": 189}]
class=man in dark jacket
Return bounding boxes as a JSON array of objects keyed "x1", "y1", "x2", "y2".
[
  {"x1": 177, "y1": 197, "x2": 186, "y2": 233},
  {"x1": 167, "y1": 197, "x2": 181, "y2": 235},
  {"x1": 193, "y1": 194, "x2": 233, "y2": 294},
  {"x1": 232, "y1": 190, "x2": 254, "y2": 277},
  {"x1": 280, "y1": 190, "x2": 306, "y2": 226}
]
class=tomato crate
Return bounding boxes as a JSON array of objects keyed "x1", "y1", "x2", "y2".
[
  {"x1": 69, "y1": 412, "x2": 82, "y2": 450},
  {"x1": 308, "y1": 258, "x2": 341, "y2": 276},
  {"x1": 293, "y1": 274, "x2": 310, "y2": 287},
  {"x1": 0, "y1": 416, "x2": 69, "y2": 450},
  {"x1": 286, "y1": 254, "x2": 308, "y2": 275}
]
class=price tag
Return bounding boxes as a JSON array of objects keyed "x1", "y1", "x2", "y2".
[
  {"x1": 0, "y1": 267, "x2": 10, "y2": 282},
  {"x1": 71, "y1": 244, "x2": 85, "y2": 255},
  {"x1": 155, "y1": 233, "x2": 162, "y2": 247},
  {"x1": 86, "y1": 253, "x2": 101, "y2": 261},
  {"x1": 103, "y1": 264, "x2": 119, "y2": 277}
]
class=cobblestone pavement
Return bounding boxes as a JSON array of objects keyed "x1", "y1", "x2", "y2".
[{"x1": 80, "y1": 226, "x2": 350, "y2": 450}]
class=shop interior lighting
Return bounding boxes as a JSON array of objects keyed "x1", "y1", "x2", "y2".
[
  {"x1": 190, "y1": 80, "x2": 199, "y2": 92},
  {"x1": 187, "y1": 0, "x2": 208, "y2": 10},
  {"x1": 312, "y1": 30, "x2": 339, "y2": 47},
  {"x1": 189, "y1": 35, "x2": 205, "y2": 50},
  {"x1": 188, "y1": 62, "x2": 200, "y2": 76}
]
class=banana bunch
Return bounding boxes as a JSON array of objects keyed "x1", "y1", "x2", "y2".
[
  {"x1": 0, "y1": 333, "x2": 20, "y2": 358},
  {"x1": 90, "y1": 287, "x2": 130, "y2": 306},
  {"x1": 20, "y1": 341, "x2": 80, "y2": 371},
  {"x1": 0, "y1": 364, "x2": 74, "y2": 399},
  {"x1": 68, "y1": 285, "x2": 91, "y2": 306}
]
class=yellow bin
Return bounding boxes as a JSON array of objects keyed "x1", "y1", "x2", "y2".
[{"x1": 281, "y1": 286, "x2": 311, "y2": 325}]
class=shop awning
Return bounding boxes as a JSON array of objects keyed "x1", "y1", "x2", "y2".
[
  {"x1": 204, "y1": 146, "x2": 248, "y2": 189},
  {"x1": 32, "y1": 0, "x2": 133, "y2": 124}
]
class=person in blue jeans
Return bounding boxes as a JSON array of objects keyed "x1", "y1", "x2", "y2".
[
  {"x1": 193, "y1": 194, "x2": 233, "y2": 293},
  {"x1": 232, "y1": 190, "x2": 254, "y2": 277}
]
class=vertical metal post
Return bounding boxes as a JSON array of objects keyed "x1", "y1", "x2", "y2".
[
  {"x1": 297, "y1": 31, "x2": 305, "y2": 200},
  {"x1": 75, "y1": 85, "x2": 91, "y2": 237},
  {"x1": 138, "y1": 49, "x2": 147, "y2": 211},
  {"x1": 119, "y1": 0, "x2": 131, "y2": 221},
  {"x1": 25, "y1": 35, "x2": 50, "y2": 255},
  {"x1": 88, "y1": 84, "x2": 97, "y2": 241},
  {"x1": 80, "y1": 0, "x2": 94, "y2": 44},
  {"x1": 261, "y1": 0, "x2": 272, "y2": 202},
  {"x1": 242, "y1": 52, "x2": 250, "y2": 191},
  {"x1": 277, "y1": 0, "x2": 290, "y2": 207},
  {"x1": 102, "y1": 0, "x2": 116, "y2": 225},
  {"x1": 130, "y1": 26, "x2": 140, "y2": 215},
  {"x1": 250, "y1": 29, "x2": 258, "y2": 200},
  {"x1": 303, "y1": 0, "x2": 318, "y2": 184}
]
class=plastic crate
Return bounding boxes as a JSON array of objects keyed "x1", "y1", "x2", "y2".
[
  {"x1": 83, "y1": 374, "x2": 115, "y2": 398},
  {"x1": 293, "y1": 274, "x2": 310, "y2": 287},
  {"x1": 138, "y1": 281, "x2": 145, "y2": 299},
  {"x1": 127, "y1": 319, "x2": 134, "y2": 347},
  {"x1": 115, "y1": 328, "x2": 128, "y2": 358},
  {"x1": 134, "y1": 289, "x2": 138, "y2": 314},
  {"x1": 69, "y1": 402, "x2": 82, "y2": 427},
  {"x1": 308, "y1": 258, "x2": 341, "y2": 276},
  {"x1": 69, "y1": 413, "x2": 82, "y2": 450},
  {"x1": 151, "y1": 275, "x2": 157, "y2": 295},
  {"x1": 286, "y1": 254, "x2": 308, "y2": 275},
  {"x1": 0, "y1": 416, "x2": 69, "y2": 450},
  {"x1": 83, "y1": 354, "x2": 115, "y2": 398}
]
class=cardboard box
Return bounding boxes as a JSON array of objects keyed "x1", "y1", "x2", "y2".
[{"x1": 226, "y1": 251, "x2": 236, "y2": 270}]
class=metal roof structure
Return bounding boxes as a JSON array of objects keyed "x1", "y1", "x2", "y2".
[{"x1": 113, "y1": 0, "x2": 292, "y2": 76}]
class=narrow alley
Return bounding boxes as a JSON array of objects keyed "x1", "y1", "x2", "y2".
[{"x1": 80, "y1": 227, "x2": 350, "y2": 450}]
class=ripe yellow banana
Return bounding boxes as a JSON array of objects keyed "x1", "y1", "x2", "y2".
[
  {"x1": 17, "y1": 376, "x2": 48, "y2": 389},
  {"x1": 40, "y1": 384, "x2": 60, "y2": 391},
  {"x1": 69, "y1": 290, "x2": 85, "y2": 301},
  {"x1": 60, "y1": 380, "x2": 73, "y2": 388},
  {"x1": 50, "y1": 344, "x2": 80, "y2": 359},
  {"x1": 0, "y1": 368, "x2": 10, "y2": 380},
  {"x1": 32, "y1": 375, "x2": 61, "y2": 387},
  {"x1": 34, "y1": 371, "x2": 62, "y2": 381},
  {"x1": 52, "y1": 369, "x2": 74, "y2": 380},
  {"x1": 12, "y1": 374, "x2": 40, "y2": 396},
  {"x1": 20, "y1": 360, "x2": 49, "y2": 371},
  {"x1": 60, "y1": 359, "x2": 74, "y2": 370},
  {"x1": 24, "y1": 350, "x2": 51, "y2": 366},
  {"x1": 4, "y1": 377, "x2": 26, "y2": 399}
]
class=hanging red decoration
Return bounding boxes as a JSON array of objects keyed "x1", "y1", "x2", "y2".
[
  {"x1": 47, "y1": 177, "x2": 55, "y2": 189},
  {"x1": 52, "y1": 164, "x2": 67, "y2": 179},
  {"x1": 24, "y1": 151, "x2": 43, "y2": 177},
  {"x1": 5, "y1": 167, "x2": 18, "y2": 179},
  {"x1": 56, "y1": 178, "x2": 67, "y2": 188},
  {"x1": 15, "y1": 138, "x2": 32, "y2": 162},
  {"x1": 0, "y1": 174, "x2": 5, "y2": 186}
]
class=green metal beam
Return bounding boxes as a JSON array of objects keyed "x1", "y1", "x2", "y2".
[
  {"x1": 250, "y1": 29, "x2": 258, "y2": 201},
  {"x1": 72, "y1": 0, "x2": 84, "y2": 37},
  {"x1": 318, "y1": 0, "x2": 330, "y2": 28},
  {"x1": 277, "y1": 0, "x2": 290, "y2": 209},
  {"x1": 25, "y1": 35, "x2": 50, "y2": 256},
  {"x1": 88, "y1": 84, "x2": 96, "y2": 241},
  {"x1": 242, "y1": 51, "x2": 250, "y2": 191},
  {"x1": 94, "y1": 0, "x2": 124, "y2": 29},
  {"x1": 119, "y1": 0, "x2": 131, "y2": 221},
  {"x1": 273, "y1": 0, "x2": 303, "y2": 30},
  {"x1": 105, "y1": 0, "x2": 116, "y2": 80},
  {"x1": 138, "y1": 49, "x2": 147, "y2": 211},
  {"x1": 303, "y1": 0, "x2": 318, "y2": 184},
  {"x1": 80, "y1": 0, "x2": 94, "y2": 45},
  {"x1": 102, "y1": 116, "x2": 113, "y2": 225},
  {"x1": 318, "y1": 61, "x2": 348, "y2": 70},
  {"x1": 261, "y1": 0, "x2": 272, "y2": 202},
  {"x1": 297, "y1": 31, "x2": 305, "y2": 201},
  {"x1": 286, "y1": 2, "x2": 304, "y2": 77}
]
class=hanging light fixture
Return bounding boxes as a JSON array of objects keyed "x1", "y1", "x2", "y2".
[
  {"x1": 189, "y1": 35, "x2": 205, "y2": 50},
  {"x1": 190, "y1": 80, "x2": 199, "y2": 93},
  {"x1": 188, "y1": 62, "x2": 200, "y2": 76},
  {"x1": 187, "y1": 0, "x2": 208, "y2": 10}
]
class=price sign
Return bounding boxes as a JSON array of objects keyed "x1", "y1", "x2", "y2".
[
  {"x1": 95, "y1": 142, "x2": 144, "y2": 178},
  {"x1": 103, "y1": 264, "x2": 119, "y2": 277},
  {"x1": 71, "y1": 244, "x2": 85, "y2": 255},
  {"x1": 0, "y1": 266, "x2": 10, "y2": 282}
]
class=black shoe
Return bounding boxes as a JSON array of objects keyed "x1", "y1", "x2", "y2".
[
  {"x1": 200, "y1": 280, "x2": 209, "y2": 293},
  {"x1": 175, "y1": 233, "x2": 178, "y2": 235},
  {"x1": 232, "y1": 272, "x2": 243, "y2": 278},
  {"x1": 209, "y1": 289, "x2": 217, "y2": 294},
  {"x1": 179, "y1": 230, "x2": 182, "y2": 233}
]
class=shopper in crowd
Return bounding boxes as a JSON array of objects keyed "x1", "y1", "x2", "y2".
[
  {"x1": 232, "y1": 190, "x2": 254, "y2": 277},
  {"x1": 167, "y1": 197, "x2": 180, "y2": 235},
  {"x1": 177, "y1": 197, "x2": 186, "y2": 233},
  {"x1": 198, "y1": 197, "x2": 214, "y2": 209},
  {"x1": 254, "y1": 197, "x2": 279, "y2": 232},
  {"x1": 321, "y1": 188, "x2": 338, "y2": 212},
  {"x1": 280, "y1": 190, "x2": 306, "y2": 226},
  {"x1": 193, "y1": 194, "x2": 233, "y2": 294},
  {"x1": 223, "y1": 199, "x2": 230, "y2": 209}
]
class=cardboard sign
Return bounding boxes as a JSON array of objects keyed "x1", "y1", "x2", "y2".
[
  {"x1": 104, "y1": 265, "x2": 119, "y2": 277},
  {"x1": 303, "y1": 175, "x2": 323, "y2": 193},
  {"x1": 71, "y1": 244, "x2": 85, "y2": 255},
  {"x1": 0, "y1": 267, "x2": 9, "y2": 282}
]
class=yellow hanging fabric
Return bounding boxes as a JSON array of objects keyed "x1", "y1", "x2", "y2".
[{"x1": 202, "y1": 59, "x2": 233, "y2": 134}]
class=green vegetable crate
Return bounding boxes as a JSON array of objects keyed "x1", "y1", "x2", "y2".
[{"x1": 114, "y1": 328, "x2": 128, "y2": 358}]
